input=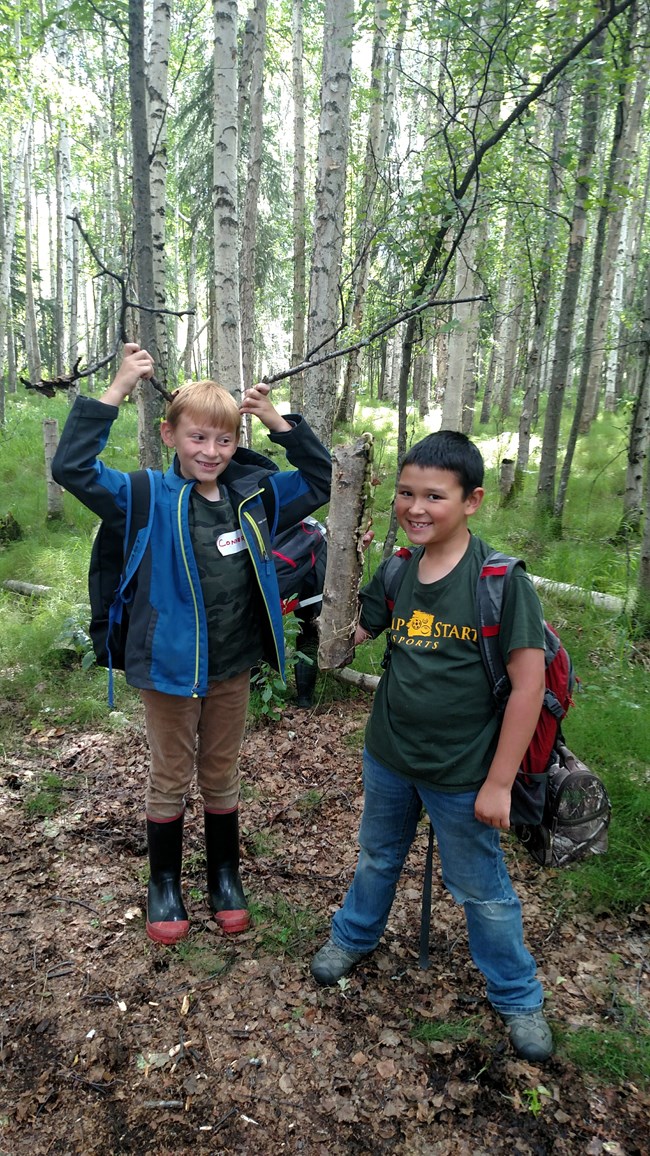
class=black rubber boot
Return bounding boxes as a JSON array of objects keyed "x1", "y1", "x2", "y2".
[
  {"x1": 295, "y1": 615, "x2": 319, "y2": 707},
  {"x1": 295, "y1": 657, "x2": 318, "y2": 708},
  {"x1": 204, "y1": 809, "x2": 250, "y2": 934},
  {"x1": 146, "y1": 814, "x2": 189, "y2": 945}
]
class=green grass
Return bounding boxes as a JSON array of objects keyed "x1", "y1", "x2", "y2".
[
  {"x1": 559, "y1": 1019, "x2": 650, "y2": 1086},
  {"x1": 410, "y1": 1015, "x2": 486, "y2": 1044},
  {"x1": 24, "y1": 772, "x2": 66, "y2": 817},
  {"x1": 250, "y1": 894, "x2": 324, "y2": 958},
  {"x1": 173, "y1": 938, "x2": 233, "y2": 977}
]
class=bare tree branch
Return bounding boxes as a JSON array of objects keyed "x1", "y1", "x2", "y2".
[
  {"x1": 22, "y1": 214, "x2": 195, "y2": 403},
  {"x1": 264, "y1": 295, "x2": 487, "y2": 385}
]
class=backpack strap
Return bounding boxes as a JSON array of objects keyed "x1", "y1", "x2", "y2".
[
  {"x1": 107, "y1": 469, "x2": 155, "y2": 705},
  {"x1": 120, "y1": 469, "x2": 155, "y2": 586},
  {"x1": 382, "y1": 547, "x2": 414, "y2": 610},
  {"x1": 475, "y1": 550, "x2": 524, "y2": 709},
  {"x1": 380, "y1": 547, "x2": 416, "y2": 671}
]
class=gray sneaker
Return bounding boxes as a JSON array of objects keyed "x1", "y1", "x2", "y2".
[
  {"x1": 310, "y1": 937, "x2": 368, "y2": 985},
  {"x1": 501, "y1": 1009, "x2": 553, "y2": 1061}
]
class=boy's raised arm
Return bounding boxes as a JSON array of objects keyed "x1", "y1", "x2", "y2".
[
  {"x1": 239, "y1": 383, "x2": 293, "y2": 434},
  {"x1": 99, "y1": 343, "x2": 155, "y2": 407}
]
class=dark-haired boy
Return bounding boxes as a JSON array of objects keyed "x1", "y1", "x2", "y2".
[{"x1": 310, "y1": 430, "x2": 552, "y2": 1062}]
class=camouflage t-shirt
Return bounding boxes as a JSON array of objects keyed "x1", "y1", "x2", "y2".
[{"x1": 189, "y1": 487, "x2": 263, "y2": 681}]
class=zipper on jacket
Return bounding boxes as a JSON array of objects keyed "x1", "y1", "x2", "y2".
[
  {"x1": 177, "y1": 484, "x2": 201, "y2": 693},
  {"x1": 240, "y1": 496, "x2": 283, "y2": 675},
  {"x1": 242, "y1": 506, "x2": 270, "y2": 561}
]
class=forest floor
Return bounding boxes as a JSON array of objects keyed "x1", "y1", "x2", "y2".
[{"x1": 1, "y1": 693, "x2": 649, "y2": 1156}]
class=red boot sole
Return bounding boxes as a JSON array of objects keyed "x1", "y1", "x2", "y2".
[
  {"x1": 214, "y1": 909, "x2": 250, "y2": 934},
  {"x1": 147, "y1": 919, "x2": 190, "y2": 945}
]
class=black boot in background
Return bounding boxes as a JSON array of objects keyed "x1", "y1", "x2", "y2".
[
  {"x1": 146, "y1": 814, "x2": 189, "y2": 945},
  {"x1": 294, "y1": 614, "x2": 319, "y2": 707},
  {"x1": 204, "y1": 809, "x2": 250, "y2": 934}
]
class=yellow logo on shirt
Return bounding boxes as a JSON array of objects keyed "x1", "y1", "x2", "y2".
[
  {"x1": 390, "y1": 609, "x2": 478, "y2": 650},
  {"x1": 406, "y1": 610, "x2": 434, "y2": 637}
]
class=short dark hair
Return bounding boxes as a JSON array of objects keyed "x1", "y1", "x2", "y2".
[{"x1": 400, "y1": 430, "x2": 484, "y2": 497}]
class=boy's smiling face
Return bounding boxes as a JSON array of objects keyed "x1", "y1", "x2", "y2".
[
  {"x1": 394, "y1": 463, "x2": 483, "y2": 551},
  {"x1": 161, "y1": 411, "x2": 239, "y2": 492}
]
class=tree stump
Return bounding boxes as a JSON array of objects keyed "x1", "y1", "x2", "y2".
[
  {"x1": 499, "y1": 457, "x2": 516, "y2": 505},
  {"x1": 318, "y1": 433, "x2": 373, "y2": 670}
]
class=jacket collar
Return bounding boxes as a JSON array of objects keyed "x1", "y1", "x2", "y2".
[{"x1": 165, "y1": 443, "x2": 279, "y2": 497}]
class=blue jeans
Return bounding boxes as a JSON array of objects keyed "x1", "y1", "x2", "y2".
[{"x1": 332, "y1": 748, "x2": 543, "y2": 1016}]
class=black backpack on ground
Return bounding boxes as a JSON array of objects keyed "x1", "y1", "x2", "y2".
[{"x1": 272, "y1": 516, "x2": 327, "y2": 615}]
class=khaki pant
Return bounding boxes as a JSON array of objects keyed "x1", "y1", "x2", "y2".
[{"x1": 140, "y1": 670, "x2": 250, "y2": 820}]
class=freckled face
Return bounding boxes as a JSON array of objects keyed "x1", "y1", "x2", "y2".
[
  {"x1": 394, "y1": 464, "x2": 483, "y2": 550},
  {"x1": 161, "y1": 413, "x2": 238, "y2": 487}
]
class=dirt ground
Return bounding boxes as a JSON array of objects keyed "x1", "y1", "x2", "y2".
[{"x1": 1, "y1": 693, "x2": 648, "y2": 1155}]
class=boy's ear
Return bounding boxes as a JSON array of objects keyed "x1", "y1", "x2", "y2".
[
  {"x1": 160, "y1": 420, "x2": 175, "y2": 448},
  {"x1": 466, "y1": 487, "x2": 484, "y2": 515}
]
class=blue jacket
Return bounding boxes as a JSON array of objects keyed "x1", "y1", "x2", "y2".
[{"x1": 52, "y1": 395, "x2": 332, "y2": 696}]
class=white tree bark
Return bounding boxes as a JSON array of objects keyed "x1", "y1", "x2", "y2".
[
  {"x1": 213, "y1": 0, "x2": 243, "y2": 398},
  {"x1": 43, "y1": 419, "x2": 64, "y2": 519},
  {"x1": 0, "y1": 118, "x2": 31, "y2": 388},
  {"x1": 148, "y1": 0, "x2": 172, "y2": 385},
  {"x1": 304, "y1": 0, "x2": 355, "y2": 443},
  {"x1": 337, "y1": 0, "x2": 408, "y2": 425},
  {"x1": 585, "y1": 59, "x2": 647, "y2": 422},
  {"x1": 318, "y1": 434, "x2": 373, "y2": 670},
  {"x1": 23, "y1": 142, "x2": 42, "y2": 384},
  {"x1": 289, "y1": 0, "x2": 306, "y2": 412},
  {"x1": 129, "y1": 0, "x2": 163, "y2": 468},
  {"x1": 239, "y1": 0, "x2": 268, "y2": 393},
  {"x1": 441, "y1": 241, "x2": 474, "y2": 430}
]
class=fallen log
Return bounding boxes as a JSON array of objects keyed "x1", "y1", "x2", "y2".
[
  {"x1": 2, "y1": 580, "x2": 53, "y2": 597},
  {"x1": 332, "y1": 666, "x2": 380, "y2": 692},
  {"x1": 530, "y1": 575, "x2": 624, "y2": 613}
]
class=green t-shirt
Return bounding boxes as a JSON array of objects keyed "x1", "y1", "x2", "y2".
[
  {"x1": 359, "y1": 535, "x2": 545, "y2": 791},
  {"x1": 189, "y1": 488, "x2": 263, "y2": 681}
]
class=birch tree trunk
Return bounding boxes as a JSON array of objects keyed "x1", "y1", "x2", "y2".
[
  {"x1": 583, "y1": 47, "x2": 646, "y2": 427},
  {"x1": 182, "y1": 227, "x2": 198, "y2": 379},
  {"x1": 442, "y1": 238, "x2": 477, "y2": 431},
  {"x1": 23, "y1": 143, "x2": 42, "y2": 385},
  {"x1": 638, "y1": 443, "x2": 650, "y2": 632},
  {"x1": 318, "y1": 434, "x2": 373, "y2": 670},
  {"x1": 240, "y1": 0, "x2": 267, "y2": 393},
  {"x1": 129, "y1": 0, "x2": 163, "y2": 468},
  {"x1": 304, "y1": 0, "x2": 355, "y2": 444},
  {"x1": 536, "y1": 26, "x2": 605, "y2": 518},
  {"x1": 43, "y1": 419, "x2": 64, "y2": 520},
  {"x1": 336, "y1": 0, "x2": 408, "y2": 426},
  {"x1": 148, "y1": 0, "x2": 172, "y2": 387},
  {"x1": 618, "y1": 270, "x2": 650, "y2": 538},
  {"x1": 499, "y1": 289, "x2": 523, "y2": 419},
  {"x1": 289, "y1": 0, "x2": 306, "y2": 412},
  {"x1": 516, "y1": 75, "x2": 570, "y2": 480},
  {"x1": 614, "y1": 147, "x2": 650, "y2": 401},
  {"x1": 0, "y1": 118, "x2": 31, "y2": 395},
  {"x1": 68, "y1": 203, "x2": 79, "y2": 399},
  {"x1": 54, "y1": 132, "x2": 66, "y2": 376},
  {"x1": 213, "y1": 0, "x2": 243, "y2": 398}
]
